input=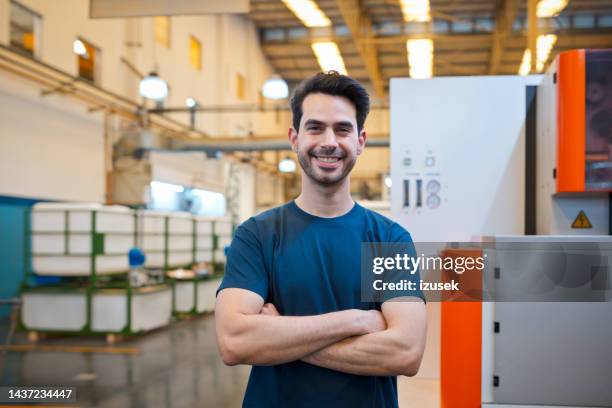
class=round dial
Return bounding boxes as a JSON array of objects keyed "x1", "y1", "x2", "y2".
[
  {"x1": 427, "y1": 194, "x2": 441, "y2": 209},
  {"x1": 427, "y1": 180, "x2": 441, "y2": 193}
]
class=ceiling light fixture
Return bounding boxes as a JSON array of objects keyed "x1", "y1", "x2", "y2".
[
  {"x1": 399, "y1": 0, "x2": 431, "y2": 22},
  {"x1": 281, "y1": 0, "x2": 331, "y2": 27},
  {"x1": 518, "y1": 34, "x2": 557, "y2": 75},
  {"x1": 262, "y1": 76, "x2": 289, "y2": 100},
  {"x1": 536, "y1": 0, "x2": 568, "y2": 18},
  {"x1": 312, "y1": 42, "x2": 348, "y2": 75},
  {"x1": 139, "y1": 72, "x2": 169, "y2": 101},
  {"x1": 73, "y1": 39, "x2": 87, "y2": 56},
  {"x1": 406, "y1": 39, "x2": 434, "y2": 79},
  {"x1": 185, "y1": 97, "x2": 197, "y2": 108},
  {"x1": 384, "y1": 176, "x2": 392, "y2": 188},
  {"x1": 278, "y1": 157, "x2": 297, "y2": 173}
]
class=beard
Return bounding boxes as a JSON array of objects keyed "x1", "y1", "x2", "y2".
[{"x1": 297, "y1": 146, "x2": 357, "y2": 185}]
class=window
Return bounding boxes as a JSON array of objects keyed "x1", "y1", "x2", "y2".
[
  {"x1": 236, "y1": 73, "x2": 245, "y2": 100},
  {"x1": 9, "y1": 1, "x2": 41, "y2": 57},
  {"x1": 154, "y1": 16, "x2": 171, "y2": 48},
  {"x1": 76, "y1": 38, "x2": 101, "y2": 83},
  {"x1": 189, "y1": 35, "x2": 202, "y2": 70}
]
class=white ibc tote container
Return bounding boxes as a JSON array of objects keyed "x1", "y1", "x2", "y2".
[
  {"x1": 193, "y1": 215, "x2": 214, "y2": 263},
  {"x1": 213, "y1": 216, "x2": 233, "y2": 264},
  {"x1": 30, "y1": 203, "x2": 135, "y2": 276},
  {"x1": 167, "y1": 212, "x2": 194, "y2": 268},
  {"x1": 138, "y1": 210, "x2": 167, "y2": 268}
]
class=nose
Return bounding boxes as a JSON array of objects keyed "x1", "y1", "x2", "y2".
[{"x1": 320, "y1": 127, "x2": 339, "y2": 149}]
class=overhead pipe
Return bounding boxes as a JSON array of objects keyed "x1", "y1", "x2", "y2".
[{"x1": 143, "y1": 136, "x2": 389, "y2": 155}]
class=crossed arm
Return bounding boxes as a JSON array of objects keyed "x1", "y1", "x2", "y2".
[{"x1": 214, "y1": 288, "x2": 427, "y2": 376}]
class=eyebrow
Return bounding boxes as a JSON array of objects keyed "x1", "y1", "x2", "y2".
[
  {"x1": 304, "y1": 119, "x2": 354, "y2": 129},
  {"x1": 334, "y1": 121, "x2": 354, "y2": 129}
]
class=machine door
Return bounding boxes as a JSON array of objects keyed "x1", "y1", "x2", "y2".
[{"x1": 493, "y1": 302, "x2": 612, "y2": 405}]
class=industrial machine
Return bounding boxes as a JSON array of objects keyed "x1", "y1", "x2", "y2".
[
  {"x1": 537, "y1": 49, "x2": 612, "y2": 234},
  {"x1": 391, "y1": 49, "x2": 612, "y2": 408}
]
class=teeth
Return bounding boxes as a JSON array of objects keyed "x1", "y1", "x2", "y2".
[{"x1": 317, "y1": 156, "x2": 339, "y2": 163}]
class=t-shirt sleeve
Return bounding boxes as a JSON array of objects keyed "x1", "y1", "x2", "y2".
[
  {"x1": 216, "y1": 218, "x2": 269, "y2": 300},
  {"x1": 379, "y1": 223, "x2": 426, "y2": 304}
]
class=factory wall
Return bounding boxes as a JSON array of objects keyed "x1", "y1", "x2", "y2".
[
  {"x1": 0, "y1": 0, "x2": 277, "y2": 136},
  {"x1": 0, "y1": 74, "x2": 106, "y2": 203}
]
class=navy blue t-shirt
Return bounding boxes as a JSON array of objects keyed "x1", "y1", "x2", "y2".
[{"x1": 217, "y1": 201, "x2": 424, "y2": 408}]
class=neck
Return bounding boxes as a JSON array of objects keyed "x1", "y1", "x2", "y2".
[{"x1": 295, "y1": 172, "x2": 354, "y2": 218}]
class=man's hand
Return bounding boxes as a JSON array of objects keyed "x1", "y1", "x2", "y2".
[
  {"x1": 361, "y1": 309, "x2": 387, "y2": 333},
  {"x1": 260, "y1": 303, "x2": 280, "y2": 316},
  {"x1": 302, "y1": 300, "x2": 427, "y2": 377}
]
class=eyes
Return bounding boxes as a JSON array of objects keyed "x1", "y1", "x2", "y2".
[{"x1": 305, "y1": 124, "x2": 352, "y2": 135}]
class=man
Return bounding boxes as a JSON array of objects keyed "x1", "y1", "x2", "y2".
[{"x1": 215, "y1": 71, "x2": 427, "y2": 407}]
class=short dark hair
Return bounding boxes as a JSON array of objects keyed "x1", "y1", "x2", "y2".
[{"x1": 290, "y1": 71, "x2": 370, "y2": 132}]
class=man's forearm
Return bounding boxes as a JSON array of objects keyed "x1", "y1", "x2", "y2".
[
  {"x1": 302, "y1": 301, "x2": 427, "y2": 376},
  {"x1": 302, "y1": 328, "x2": 422, "y2": 376},
  {"x1": 217, "y1": 309, "x2": 376, "y2": 366}
]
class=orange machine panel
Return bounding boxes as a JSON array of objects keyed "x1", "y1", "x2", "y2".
[
  {"x1": 556, "y1": 50, "x2": 586, "y2": 192},
  {"x1": 440, "y1": 249, "x2": 483, "y2": 408},
  {"x1": 556, "y1": 49, "x2": 612, "y2": 192}
]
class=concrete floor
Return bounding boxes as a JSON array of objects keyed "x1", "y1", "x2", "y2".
[
  {"x1": 0, "y1": 315, "x2": 438, "y2": 408},
  {"x1": 0, "y1": 315, "x2": 250, "y2": 408}
]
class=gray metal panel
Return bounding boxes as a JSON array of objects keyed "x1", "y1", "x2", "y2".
[
  {"x1": 494, "y1": 301, "x2": 612, "y2": 406},
  {"x1": 493, "y1": 303, "x2": 612, "y2": 406},
  {"x1": 488, "y1": 236, "x2": 612, "y2": 406}
]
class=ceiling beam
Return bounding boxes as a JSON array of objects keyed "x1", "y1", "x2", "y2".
[
  {"x1": 363, "y1": 32, "x2": 492, "y2": 45},
  {"x1": 435, "y1": 56, "x2": 487, "y2": 75},
  {"x1": 489, "y1": 0, "x2": 519, "y2": 74},
  {"x1": 336, "y1": 0, "x2": 386, "y2": 98},
  {"x1": 527, "y1": 0, "x2": 537, "y2": 72},
  {"x1": 360, "y1": 30, "x2": 612, "y2": 45}
]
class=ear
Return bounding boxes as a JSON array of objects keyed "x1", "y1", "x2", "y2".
[
  {"x1": 357, "y1": 129, "x2": 366, "y2": 155},
  {"x1": 288, "y1": 127, "x2": 298, "y2": 153}
]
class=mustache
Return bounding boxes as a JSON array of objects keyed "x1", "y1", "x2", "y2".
[{"x1": 308, "y1": 149, "x2": 345, "y2": 158}]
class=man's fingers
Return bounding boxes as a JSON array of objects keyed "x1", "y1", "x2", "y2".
[
  {"x1": 260, "y1": 303, "x2": 280, "y2": 316},
  {"x1": 365, "y1": 310, "x2": 387, "y2": 333}
]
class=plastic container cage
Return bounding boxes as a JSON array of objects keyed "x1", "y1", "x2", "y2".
[
  {"x1": 31, "y1": 203, "x2": 135, "y2": 276},
  {"x1": 30, "y1": 203, "x2": 233, "y2": 276}
]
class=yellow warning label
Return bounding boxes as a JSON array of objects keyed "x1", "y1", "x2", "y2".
[{"x1": 571, "y1": 210, "x2": 592, "y2": 229}]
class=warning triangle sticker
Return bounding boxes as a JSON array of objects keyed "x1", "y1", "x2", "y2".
[{"x1": 572, "y1": 210, "x2": 592, "y2": 229}]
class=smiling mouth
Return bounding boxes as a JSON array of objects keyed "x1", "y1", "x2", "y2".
[{"x1": 315, "y1": 156, "x2": 341, "y2": 163}]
